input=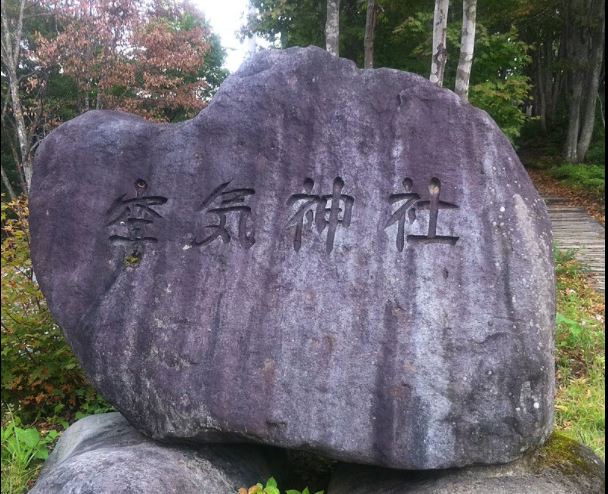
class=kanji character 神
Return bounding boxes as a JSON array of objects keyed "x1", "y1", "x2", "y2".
[{"x1": 287, "y1": 177, "x2": 354, "y2": 253}]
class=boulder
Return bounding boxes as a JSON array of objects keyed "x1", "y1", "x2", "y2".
[
  {"x1": 30, "y1": 412, "x2": 276, "y2": 494},
  {"x1": 29, "y1": 46, "x2": 555, "y2": 469},
  {"x1": 327, "y1": 433, "x2": 605, "y2": 493}
]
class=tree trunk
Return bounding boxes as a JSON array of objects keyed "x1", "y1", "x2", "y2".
[
  {"x1": 6, "y1": 68, "x2": 33, "y2": 187},
  {"x1": 542, "y1": 41, "x2": 554, "y2": 123},
  {"x1": 363, "y1": 0, "x2": 377, "y2": 69},
  {"x1": 1, "y1": 0, "x2": 33, "y2": 191},
  {"x1": 325, "y1": 0, "x2": 341, "y2": 57},
  {"x1": 1, "y1": 163, "x2": 17, "y2": 200},
  {"x1": 535, "y1": 47, "x2": 547, "y2": 132},
  {"x1": 549, "y1": 36, "x2": 567, "y2": 123},
  {"x1": 430, "y1": 0, "x2": 449, "y2": 86},
  {"x1": 576, "y1": 0, "x2": 605, "y2": 160},
  {"x1": 564, "y1": 74, "x2": 583, "y2": 162},
  {"x1": 454, "y1": 0, "x2": 477, "y2": 100},
  {"x1": 8, "y1": 138, "x2": 28, "y2": 193},
  {"x1": 563, "y1": 0, "x2": 589, "y2": 162}
]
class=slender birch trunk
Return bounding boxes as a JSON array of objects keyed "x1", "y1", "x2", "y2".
[
  {"x1": 1, "y1": 164, "x2": 17, "y2": 200},
  {"x1": 0, "y1": 72, "x2": 18, "y2": 198},
  {"x1": 325, "y1": 0, "x2": 341, "y2": 57},
  {"x1": 430, "y1": 0, "x2": 449, "y2": 86},
  {"x1": 363, "y1": 0, "x2": 377, "y2": 69},
  {"x1": 1, "y1": 0, "x2": 33, "y2": 191},
  {"x1": 8, "y1": 139, "x2": 28, "y2": 193},
  {"x1": 455, "y1": 0, "x2": 477, "y2": 100}
]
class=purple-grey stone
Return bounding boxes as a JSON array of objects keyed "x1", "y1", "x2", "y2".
[
  {"x1": 327, "y1": 434, "x2": 605, "y2": 493},
  {"x1": 29, "y1": 412, "x2": 277, "y2": 494},
  {"x1": 29, "y1": 46, "x2": 555, "y2": 470}
]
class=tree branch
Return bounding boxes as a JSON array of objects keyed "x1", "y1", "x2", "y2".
[{"x1": 1, "y1": 163, "x2": 18, "y2": 200}]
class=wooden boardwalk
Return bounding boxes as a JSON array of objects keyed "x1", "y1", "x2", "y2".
[{"x1": 544, "y1": 196, "x2": 605, "y2": 293}]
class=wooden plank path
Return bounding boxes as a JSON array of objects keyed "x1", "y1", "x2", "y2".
[{"x1": 543, "y1": 196, "x2": 605, "y2": 293}]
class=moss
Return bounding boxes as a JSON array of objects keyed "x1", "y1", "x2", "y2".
[
  {"x1": 124, "y1": 254, "x2": 141, "y2": 267},
  {"x1": 531, "y1": 433, "x2": 604, "y2": 478}
]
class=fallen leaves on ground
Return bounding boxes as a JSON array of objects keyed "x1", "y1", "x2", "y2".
[{"x1": 527, "y1": 169, "x2": 605, "y2": 225}]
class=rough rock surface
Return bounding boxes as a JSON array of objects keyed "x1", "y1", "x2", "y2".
[
  {"x1": 29, "y1": 46, "x2": 555, "y2": 469},
  {"x1": 30, "y1": 412, "x2": 275, "y2": 494},
  {"x1": 327, "y1": 434, "x2": 605, "y2": 493}
]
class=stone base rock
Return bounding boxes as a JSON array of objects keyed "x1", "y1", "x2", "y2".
[
  {"x1": 30, "y1": 412, "x2": 278, "y2": 494},
  {"x1": 327, "y1": 434, "x2": 605, "y2": 494}
]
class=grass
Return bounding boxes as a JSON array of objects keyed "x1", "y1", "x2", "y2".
[
  {"x1": 553, "y1": 248, "x2": 605, "y2": 458},
  {"x1": 0, "y1": 455, "x2": 37, "y2": 494},
  {"x1": 547, "y1": 163, "x2": 605, "y2": 204},
  {"x1": 1, "y1": 409, "x2": 60, "y2": 494}
]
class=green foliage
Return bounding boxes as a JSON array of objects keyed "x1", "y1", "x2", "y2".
[
  {"x1": 467, "y1": 27, "x2": 532, "y2": 143},
  {"x1": 1, "y1": 410, "x2": 59, "y2": 494},
  {"x1": 470, "y1": 26, "x2": 531, "y2": 84},
  {"x1": 553, "y1": 248, "x2": 605, "y2": 458},
  {"x1": 585, "y1": 136, "x2": 605, "y2": 165},
  {"x1": 243, "y1": 0, "x2": 326, "y2": 49},
  {"x1": 469, "y1": 76, "x2": 531, "y2": 142},
  {"x1": 285, "y1": 488, "x2": 324, "y2": 494},
  {"x1": 198, "y1": 31, "x2": 230, "y2": 101},
  {"x1": 548, "y1": 164, "x2": 605, "y2": 203},
  {"x1": 240, "y1": 477, "x2": 324, "y2": 494},
  {"x1": 1, "y1": 198, "x2": 112, "y2": 423},
  {"x1": 246, "y1": 477, "x2": 281, "y2": 494},
  {"x1": 373, "y1": 1, "x2": 430, "y2": 72},
  {"x1": 584, "y1": 104, "x2": 605, "y2": 164}
]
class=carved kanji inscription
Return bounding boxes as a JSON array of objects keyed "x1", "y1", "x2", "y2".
[
  {"x1": 287, "y1": 177, "x2": 354, "y2": 253},
  {"x1": 106, "y1": 178, "x2": 168, "y2": 259},
  {"x1": 192, "y1": 181, "x2": 255, "y2": 249},
  {"x1": 386, "y1": 177, "x2": 459, "y2": 250}
]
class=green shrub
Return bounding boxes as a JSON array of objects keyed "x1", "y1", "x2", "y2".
[
  {"x1": 585, "y1": 106, "x2": 605, "y2": 164},
  {"x1": 1, "y1": 198, "x2": 111, "y2": 424},
  {"x1": 585, "y1": 139, "x2": 605, "y2": 165},
  {"x1": 1, "y1": 410, "x2": 59, "y2": 494},
  {"x1": 469, "y1": 76, "x2": 531, "y2": 143},
  {"x1": 547, "y1": 164, "x2": 605, "y2": 203},
  {"x1": 239, "y1": 477, "x2": 323, "y2": 494}
]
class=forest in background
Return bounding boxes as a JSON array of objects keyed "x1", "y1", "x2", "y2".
[
  {"x1": 1, "y1": 0, "x2": 606, "y2": 201},
  {"x1": 243, "y1": 0, "x2": 605, "y2": 163},
  {"x1": 1, "y1": 0, "x2": 228, "y2": 198}
]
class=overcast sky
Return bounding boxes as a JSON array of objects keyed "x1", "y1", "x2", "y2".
[{"x1": 193, "y1": 0, "x2": 268, "y2": 73}]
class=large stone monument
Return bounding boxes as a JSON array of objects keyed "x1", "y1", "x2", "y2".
[{"x1": 30, "y1": 46, "x2": 556, "y2": 473}]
